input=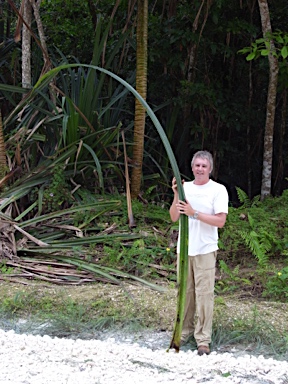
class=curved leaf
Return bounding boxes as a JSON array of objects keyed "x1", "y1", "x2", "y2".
[{"x1": 11, "y1": 63, "x2": 189, "y2": 351}]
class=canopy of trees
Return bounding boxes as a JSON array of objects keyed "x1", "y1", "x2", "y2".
[{"x1": 1, "y1": 0, "x2": 288, "y2": 203}]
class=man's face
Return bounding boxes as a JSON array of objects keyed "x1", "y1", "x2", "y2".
[{"x1": 192, "y1": 157, "x2": 211, "y2": 184}]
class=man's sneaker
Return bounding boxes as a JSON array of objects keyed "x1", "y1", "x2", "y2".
[{"x1": 197, "y1": 345, "x2": 210, "y2": 356}]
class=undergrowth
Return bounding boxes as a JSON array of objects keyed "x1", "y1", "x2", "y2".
[
  {"x1": 0, "y1": 188, "x2": 287, "y2": 358},
  {"x1": 82, "y1": 188, "x2": 288, "y2": 302}
]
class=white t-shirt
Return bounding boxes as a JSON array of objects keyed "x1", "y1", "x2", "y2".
[{"x1": 177, "y1": 179, "x2": 229, "y2": 256}]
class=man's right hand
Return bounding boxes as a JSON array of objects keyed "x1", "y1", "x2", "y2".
[{"x1": 172, "y1": 177, "x2": 184, "y2": 194}]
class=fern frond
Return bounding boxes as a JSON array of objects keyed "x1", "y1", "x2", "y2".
[
  {"x1": 247, "y1": 213, "x2": 255, "y2": 229},
  {"x1": 259, "y1": 230, "x2": 273, "y2": 252},
  {"x1": 239, "y1": 230, "x2": 269, "y2": 267},
  {"x1": 236, "y1": 186, "x2": 250, "y2": 207},
  {"x1": 251, "y1": 194, "x2": 261, "y2": 207}
]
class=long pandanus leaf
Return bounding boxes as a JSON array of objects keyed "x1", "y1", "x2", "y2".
[
  {"x1": 5, "y1": 63, "x2": 188, "y2": 351},
  {"x1": 169, "y1": 214, "x2": 188, "y2": 351}
]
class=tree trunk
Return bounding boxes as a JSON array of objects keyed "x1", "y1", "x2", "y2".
[
  {"x1": 258, "y1": 0, "x2": 279, "y2": 200},
  {"x1": 247, "y1": 0, "x2": 257, "y2": 198},
  {"x1": 22, "y1": 0, "x2": 32, "y2": 90},
  {"x1": 29, "y1": 0, "x2": 55, "y2": 103},
  {"x1": 29, "y1": 0, "x2": 49, "y2": 72},
  {"x1": 131, "y1": 0, "x2": 148, "y2": 199}
]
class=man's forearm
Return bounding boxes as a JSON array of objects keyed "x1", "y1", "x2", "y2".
[{"x1": 170, "y1": 195, "x2": 180, "y2": 222}]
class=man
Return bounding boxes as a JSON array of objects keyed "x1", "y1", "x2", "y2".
[{"x1": 169, "y1": 150, "x2": 228, "y2": 356}]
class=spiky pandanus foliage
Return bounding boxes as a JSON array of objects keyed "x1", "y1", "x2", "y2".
[
  {"x1": 0, "y1": 113, "x2": 17, "y2": 259},
  {"x1": 0, "y1": 112, "x2": 7, "y2": 181},
  {"x1": 2, "y1": 63, "x2": 189, "y2": 346},
  {"x1": 0, "y1": 214, "x2": 17, "y2": 260}
]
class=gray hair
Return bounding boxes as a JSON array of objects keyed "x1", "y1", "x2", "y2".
[{"x1": 191, "y1": 150, "x2": 213, "y2": 173}]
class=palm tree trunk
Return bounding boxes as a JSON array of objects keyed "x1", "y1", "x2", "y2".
[{"x1": 131, "y1": 0, "x2": 148, "y2": 199}]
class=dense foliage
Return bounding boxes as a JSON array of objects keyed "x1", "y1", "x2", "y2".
[
  {"x1": 0, "y1": 1, "x2": 287, "y2": 303},
  {"x1": 1, "y1": 0, "x2": 288, "y2": 198}
]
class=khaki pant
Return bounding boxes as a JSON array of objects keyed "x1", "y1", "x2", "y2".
[{"x1": 177, "y1": 251, "x2": 216, "y2": 347}]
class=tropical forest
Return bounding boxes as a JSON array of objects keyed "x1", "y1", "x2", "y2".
[{"x1": 0, "y1": 0, "x2": 287, "y2": 356}]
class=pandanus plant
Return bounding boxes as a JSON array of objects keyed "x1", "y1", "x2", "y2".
[
  {"x1": 2, "y1": 62, "x2": 189, "y2": 350},
  {"x1": 29, "y1": 63, "x2": 189, "y2": 351}
]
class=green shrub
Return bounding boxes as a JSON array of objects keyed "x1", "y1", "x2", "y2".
[{"x1": 263, "y1": 265, "x2": 288, "y2": 300}]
